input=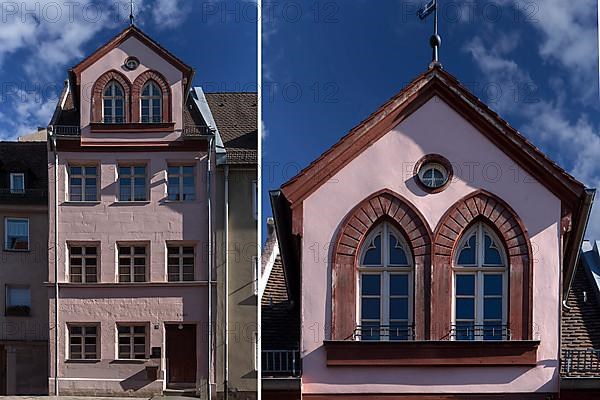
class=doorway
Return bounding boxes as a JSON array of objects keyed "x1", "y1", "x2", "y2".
[{"x1": 165, "y1": 324, "x2": 197, "y2": 388}]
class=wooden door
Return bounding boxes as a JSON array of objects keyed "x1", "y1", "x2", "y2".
[
  {"x1": 166, "y1": 324, "x2": 197, "y2": 385},
  {"x1": 0, "y1": 346, "x2": 6, "y2": 395}
]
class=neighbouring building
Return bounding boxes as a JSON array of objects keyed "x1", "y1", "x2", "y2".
[
  {"x1": 269, "y1": 65, "x2": 595, "y2": 399},
  {"x1": 212, "y1": 92, "x2": 259, "y2": 399},
  {"x1": 561, "y1": 240, "x2": 600, "y2": 399},
  {"x1": 45, "y1": 24, "x2": 257, "y2": 398},
  {"x1": 0, "y1": 142, "x2": 49, "y2": 395}
]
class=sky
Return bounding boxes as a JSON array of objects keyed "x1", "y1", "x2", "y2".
[
  {"x1": 0, "y1": 0, "x2": 257, "y2": 138},
  {"x1": 262, "y1": 0, "x2": 600, "y2": 241}
]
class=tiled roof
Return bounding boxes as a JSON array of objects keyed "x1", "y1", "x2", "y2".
[
  {"x1": 205, "y1": 92, "x2": 257, "y2": 165},
  {"x1": 261, "y1": 254, "x2": 300, "y2": 350},
  {"x1": 562, "y1": 246, "x2": 600, "y2": 377},
  {"x1": 0, "y1": 142, "x2": 48, "y2": 204}
]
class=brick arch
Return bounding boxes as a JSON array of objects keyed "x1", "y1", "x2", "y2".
[
  {"x1": 432, "y1": 189, "x2": 533, "y2": 340},
  {"x1": 132, "y1": 70, "x2": 171, "y2": 123},
  {"x1": 331, "y1": 189, "x2": 433, "y2": 340},
  {"x1": 91, "y1": 70, "x2": 132, "y2": 123}
]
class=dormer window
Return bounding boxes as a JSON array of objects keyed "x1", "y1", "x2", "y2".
[
  {"x1": 9, "y1": 173, "x2": 24, "y2": 194},
  {"x1": 140, "y1": 81, "x2": 162, "y2": 123},
  {"x1": 103, "y1": 81, "x2": 125, "y2": 124}
]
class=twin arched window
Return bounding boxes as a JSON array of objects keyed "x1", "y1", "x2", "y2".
[
  {"x1": 101, "y1": 79, "x2": 163, "y2": 124},
  {"x1": 357, "y1": 221, "x2": 507, "y2": 341}
]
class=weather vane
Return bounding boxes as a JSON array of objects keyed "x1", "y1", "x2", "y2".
[
  {"x1": 129, "y1": 0, "x2": 135, "y2": 26},
  {"x1": 417, "y1": 0, "x2": 441, "y2": 68}
]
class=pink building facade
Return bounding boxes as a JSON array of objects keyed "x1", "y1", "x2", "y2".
[
  {"x1": 47, "y1": 26, "x2": 215, "y2": 397},
  {"x1": 270, "y1": 66, "x2": 593, "y2": 399}
]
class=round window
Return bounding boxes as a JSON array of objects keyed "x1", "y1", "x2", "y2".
[
  {"x1": 414, "y1": 154, "x2": 453, "y2": 193},
  {"x1": 124, "y1": 56, "x2": 140, "y2": 71}
]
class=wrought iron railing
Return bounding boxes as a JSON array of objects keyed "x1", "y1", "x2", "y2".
[
  {"x1": 262, "y1": 349, "x2": 301, "y2": 377},
  {"x1": 53, "y1": 125, "x2": 81, "y2": 136},
  {"x1": 0, "y1": 188, "x2": 47, "y2": 198},
  {"x1": 450, "y1": 324, "x2": 511, "y2": 341},
  {"x1": 183, "y1": 125, "x2": 213, "y2": 136},
  {"x1": 562, "y1": 349, "x2": 600, "y2": 374},
  {"x1": 353, "y1": 325, "x2": 415, "y2": 341}
]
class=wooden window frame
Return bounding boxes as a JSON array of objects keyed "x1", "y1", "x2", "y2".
[
  {"x1": 68, "y1": 165, "x2": 99, "y2": 202},
  {"x1": 118, "y1": 164, "x2": 148, "y2": 202},
  {"x1": 68, "y1": 324, "x2": 99, "y2": 360},
  {"x1": 118, "y1": 244, "x2": 148, "y2": 283},
  {"x1": 117, "y1": 324, "x2": 148, "y2": 360},
  {"x1": 9, "y1": 173, "x2": 24, "y2": 194},
  {"x1": 69, "y1": 243, "x2": 99, "y2": 283},
  {"x1": 167, "y1": 245, "x2": 195, "y2": 282},
  {"x1": 4, "y1": 217, "x2": 29, "y2": 251}
]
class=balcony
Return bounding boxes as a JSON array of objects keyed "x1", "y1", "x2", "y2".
[
  {"x1": 450, "y1": 324, "x2": 512, "y2": 341},
  {"x1": 0, "y1": 188, "x2": 48, "y2": 204},
  {"x1": 262, "y1": 349, "x2": 301, "y2": 377},
  {"x1": 562, "y1": 349, "x2": 600, "y2": 376},
  {"x1": 54, "y1": 125, "x2": 81, "y2": 136},
  {"x1": 182, "y1": 125, "x2": 213, "y2": 137},
  {"x1": 353, "y1": 325, "x2": 415, "y2": 341}
]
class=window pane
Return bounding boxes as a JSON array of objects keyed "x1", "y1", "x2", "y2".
[
  {"x1": 389, "y1": 298, "x2": 408, "y2": 320},
  {"x1": 7, "y1": 287, "x2": 31, "y2": 306},
  {"x1": 484, "y1": 298, "x2": 503, "y2": 320},
  {"x1": 389, "y1": 234, "x2": 408, "y2": 265},
  {"x1": 456, "y1": 275, "x2": 475, "y2": 296},
  {"x1": 390, "y1": 274, "x2": 408, "y2": 296},
  {"x1": 457, "y1": 234, "x2": 477, "y2": 265},
  {"x1": 484, "y1": 234, "x2": 503, "y2": 265},
  {"x1": 484, "y1": 274, "x2": 503, "y2": 296},
  {"x1": 456, "y1": 298, "x2": 474, "y2": 320},
  {"x1": 361, "y1": 298, "x2": 380, "y2": 319},
  {"x1": 362, "y1": 234, "x2": 381, "y2": 266},
  {"x1": 361, "y1": 274, "x2": 380, "y2": 296}
]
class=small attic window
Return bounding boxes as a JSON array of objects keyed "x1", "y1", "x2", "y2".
[
  {"x1": 414, "y1": 154, "x2": 453, "y2": 193},
  {"x1": 124, "y1": 56, "x2": 140, "y2": 71},
  {"x1": 10, "y1": 173, "x2": 25, "y2": 194}
]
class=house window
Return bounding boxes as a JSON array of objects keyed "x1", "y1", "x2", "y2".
[
  {"x1": 118, "y1": 325, "x2": 147, "y2": 359},
  {"x1": 5, "y1": 218, "x2": 29, "y2": 251},
  {"x1": 453, "y1": 222, "x2": 508, "y2": 341},
  {"x1": 118, "y1": 165, "x2": 147, "y2": 202},
  {"x1": 69, "y1": 245, "x2": 98, "y2": 283},
  {"x1": 9, "y1": 173, "x2": 24, "y2": 193},
  {"x1": 68, "y1": 166, "x2": 98, "y2": 202},
  {"x1": 140, "y1": 81, "x2": 162, "y2": 123},
  {"x1": 418, "y1": 162, "x2": 448, "y2": 189},
  {"x1": 118, "y1": 244, "x2": 147, "y2": 283},
  {"x1": 103, "y1": 80, "x2": 125, "y2": 123},
  {"x1": 68, "y1": 325, "x2": 99, "y2": 360},
  {"x1": 167, "y1": 245, "x2": 194, "y2": 281},
  {"x1": 6, "y1": 286, "x2": 31, "y2": 316},
  {"x1": 167, "y1": 165, "x2": 195, "y2": 201},
  {"x1": 358, "y1": 222, "x2": 413, "y2": 341}
]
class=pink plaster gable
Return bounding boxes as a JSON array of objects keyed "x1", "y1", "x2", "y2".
[
  {"x1": 300, "y1": 95, "x2": 561, "y2": 394},
  {"x1": 79, "y1": 36, "x2": 184, "y2": 135}
]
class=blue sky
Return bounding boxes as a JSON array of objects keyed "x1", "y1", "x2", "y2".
[
  {"x1": 0, "y1": 0, "x2": 257, "y2": 138},
  {"x1": 262, "y1": 0, "x2": 600, "y2": 240}
]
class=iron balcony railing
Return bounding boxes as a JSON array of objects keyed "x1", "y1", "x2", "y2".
[
  {"x1": 562, "y1": 349, "x2": 600, "y2": 374},
  {"x1": 353, "y1": 325, "x2": 415, "y2": 341},
  {"x1": 53, "y1": 125, "x2": 81, "y2": 136},
  {"x1": 450, "y1": 324, "x2": 511, "y2": 341},
  {"x1": 182, "y1": 125, "x2": 213, "y2": 136},
  {"x1": 262, "y1": 350, "x2": 301, "y2": 377}
]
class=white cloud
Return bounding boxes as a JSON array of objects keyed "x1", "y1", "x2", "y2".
[{"x1": 152, "y1": 0, "x2": 190, "y2": 29}]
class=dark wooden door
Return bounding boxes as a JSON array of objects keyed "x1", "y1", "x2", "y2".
[
  {"x1": 166, "y1": 325, "x2": 197, "y2": 385},
  {"x1": 0, "y1": 346, "x2": 6, "y2": 395}
]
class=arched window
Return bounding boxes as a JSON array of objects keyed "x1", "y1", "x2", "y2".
[
  {"x1": 140, "y1": 81, "x2": 162, "y2": 123},
  {"x1": 358, "y1": 222, "x2": 413, "y2": 341},
  {"x1": 103, "y1": 81, "x2": 125, "y2": 123},
  {"x1": 453, "y1": 222, "x2": 508, "y2": 341}
]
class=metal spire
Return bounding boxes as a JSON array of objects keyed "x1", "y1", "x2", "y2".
[
  {"x1": 417, "y1": 0, "x2": 442, "y2": 68},
  {"x1": 129, "y1": 0, "x2": 135, "y2": 26}
]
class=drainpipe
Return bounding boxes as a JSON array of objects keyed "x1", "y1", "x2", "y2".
[
  {"x1": 223, "y1": 165, "x2": 229, "y2": 399},
  {"x1": 207, "y1": 136, "x2": 214, "y2": 400},
  {"x1": 48, "y1": 126, "x2": 59, "y2": 396}
]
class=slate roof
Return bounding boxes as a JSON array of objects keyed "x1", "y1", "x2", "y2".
[
  {"x1": 562, "y1": 242, "x2": 600, "y2": 377},
  {"x1": 0, "y1": 142, "x2": 48, "y2": 205},
  {"x1": 205, "y1": 92, "x2": 258, "y2": 165},
  {"x1": 261, "y1": 254, "x2": 300, "y2": 351}
]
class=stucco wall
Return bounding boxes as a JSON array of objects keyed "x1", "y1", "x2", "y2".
[{"x1": 300, "y1": 96, "x2": 562, "y2": 394}]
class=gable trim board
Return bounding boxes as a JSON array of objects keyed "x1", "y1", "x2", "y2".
[{"x1": 277, "y1": 66, "x2": 593, "y2": 300}]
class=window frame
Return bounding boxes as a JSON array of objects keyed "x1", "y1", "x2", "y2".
[
  {"x1": 9, "y1": 173, "x2": 25, "y2": 194},
  {"x1": 102, "y1": 80, "x2": 126, "y2": 124},
  {"x1": 357, "y1": 222, "x2": 414, "y2": 341},
  {"x1": 67, "y1": 164, "x2": 99, "y2": 202},
  {"x1": 68, "y1": 324, "x2": 100, "y2": 360},
  {"x1": 117, "y1": 164, "x2": 148, "y2": 202},
  {"x1": 118, "y1": 243, "x2": 148, "y2": 283},
  {"x1": 68, "y1": 243, "x2": 99, "y2": 283},
  {"x1": 166, "y1": 244, "x2": 195, "y2": 282},
  {"x1": 140, "y1": 81, "x2": 163, "y2": 123},
  {"x1": 5, "y1": 285, "x2": 31, "y2": 317},
  {"x1": 117, "y1": 324, "x2": 148, "y2": 360},
  {"x1": 166, "y1": 165, "x2": 196, "y2": 202},
  {"x1": 452, "y1": 222, "x2": 509, "y2": 341},
  {"x1": 4, "y1": 217, "x2": 29, "y2": 251}
]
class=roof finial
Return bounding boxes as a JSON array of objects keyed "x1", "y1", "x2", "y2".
[
  {"x1": 129, "y1": 0, "x2": 135, "y2": 26},
  {"x1": 417, "y1": 0, "x2": 442, "y2": 68}
]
